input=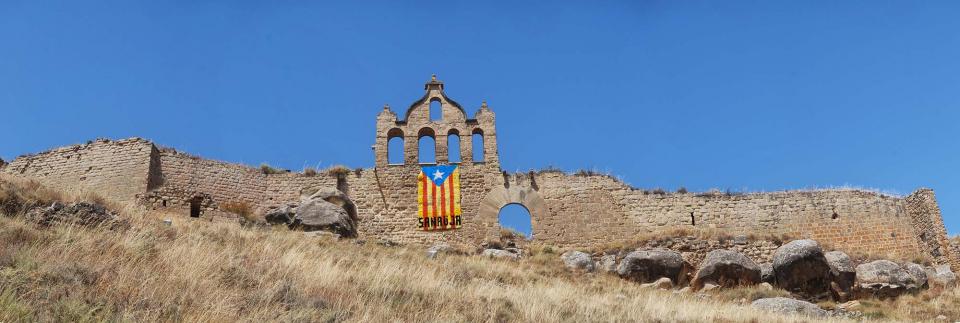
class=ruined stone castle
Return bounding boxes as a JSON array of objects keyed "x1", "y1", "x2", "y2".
[{"x1": 2, "y1": 76, "x2": 956, "y2": 270}]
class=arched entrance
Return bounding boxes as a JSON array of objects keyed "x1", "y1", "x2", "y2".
[
  {"x1": 478, "y1": 186, "x2": 547, "y2": 243},
  {"x1": 498, "y1": 203, "x2": 532, "y2": 239}
]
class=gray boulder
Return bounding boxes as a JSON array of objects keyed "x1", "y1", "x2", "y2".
[
  {"x1": 561, "y1": 251, "x2": 596, "y2": 272},
  {"x1": 904, "y1": 262, "x2": 929, "y2": 289},
  {"x1": 291, "y1": 198, "x2": 357, "y2": 237},
  {"x1": 616, "y1": 249, "x2": 690, "y2": 284},
  {"x1": 426, "y1": 242, "x2": 451, "y2": 259},
  {"x1": 760, "y1": 263, "x2": 775, "y2": 284},
  {"x1": 751, "y1": 297, "x2": 828, "y2": 318},
  {"x1": 825, "y1": 251, "x2": 856, "y2": 301},
  {"x1": 302, "y1": 187, "x2": 358, "y2": 219},
  {"x1": 925, "y1": 265, "x2": 958, "y2": 288},
  {"x1": 856, "y1": 260, "x2": 918, "y2": 298},
  {"x1": 264, "y1": 205, "x2": 296, "y2": 225},
  {"x1": 598, "y1": 254, "x2": 617, "y2": 273},
  {"x1": 772, "y1": 239, "x2": 832, "y2": 300},
  {"x1": 482, "y1": 249, "x2": 519, "y2": 260},
  {"x1": 691, "y1": 250, "x2": 761, "y2": 290}
]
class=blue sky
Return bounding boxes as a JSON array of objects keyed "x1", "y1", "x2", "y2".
[{"x1": 1, "y1": 1, "x2": 958, "y2": 236}]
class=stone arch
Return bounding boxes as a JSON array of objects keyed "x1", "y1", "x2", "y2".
[
  {"x1": 447, "y1": 128, "x2": 461, "y2": 163},
  {"x1": 417, "y1": 127, "x2": 436, "y2": 164},
  {"x1": 386, "y1": 128, "x2": 404, "y2": 165},
  {"x1": 471, "y1": 128, "x2": 485, "y2": 162},
  {"x1": 478, "y1": 186, "x2": 547, "y2": 242}
]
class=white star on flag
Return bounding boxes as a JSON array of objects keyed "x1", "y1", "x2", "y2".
[{"x1": 432, "y1": 169, "x2": 445, "y2": 180}]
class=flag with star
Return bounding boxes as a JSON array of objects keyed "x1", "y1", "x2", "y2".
[{"x1": 417, "y1": 165, "x2": 462, "y2": 230}]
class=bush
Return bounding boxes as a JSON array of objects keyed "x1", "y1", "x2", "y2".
[
  {"x1": 303, "y1": 167, "x2": 318, "y2": 177},
  {"x1": 499, "y1": 228, "x2": 526, "y2": 241},
  {"x1": 676, "y1": 187, "x2": 688, "y2": 194},
  {"x1": 0, "y1": 175, "x2": 65, "y2": 216},
  {"x1": 260, "y1": 163, "x2": 285, "y2": 175},
  {"x1": 325, "y1": 165, "x2": 352, "y2": 177},
  {"x1": 220, "y1": 201, "x2": 255, "y2": 222}
]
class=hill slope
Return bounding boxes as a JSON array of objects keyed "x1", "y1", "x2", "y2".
[{"x1": 1, "y1": 174, "x2": 958, "y2": 322}]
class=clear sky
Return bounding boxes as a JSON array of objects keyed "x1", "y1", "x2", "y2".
[{"x1": 2, "y1": 1, "x2": 958, "y2": 236}]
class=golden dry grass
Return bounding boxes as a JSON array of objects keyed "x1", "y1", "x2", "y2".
[{"x1": 0, "y1": 174, "x2": 957, "y2": 322}]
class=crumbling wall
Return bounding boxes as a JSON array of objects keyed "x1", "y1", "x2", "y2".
[
  {"x1": 2, "y1": 135, "x2": 950, "y2": 268},
  {"x1": 142, "y1": 148, "x2": 338, "y2": 217},
  {"x1": 905, "y1": 189, "x2": 959, "y2": 270},
  {"x1": 1, "y1": 138, "x2": 153, "y2": 203},
  {"x1": 518, "y1": 172, "x2": 923, "y2": 259}
]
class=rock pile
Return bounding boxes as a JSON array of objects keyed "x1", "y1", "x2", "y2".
[{"x1": 25, "y1": 201, "x2": 122, "y2": 228}]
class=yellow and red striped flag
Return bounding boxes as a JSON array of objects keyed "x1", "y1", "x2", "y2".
[{"x1": 417, "y1": 165, "x2": 462, "y2": 230}]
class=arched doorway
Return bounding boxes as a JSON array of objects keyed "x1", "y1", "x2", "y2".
[
  {"x1": 498, "y1": 203, "x2": 532, "y2": 239},
  {"x1": 478, "y1": 186, "x2": 547, "y2": 243}
]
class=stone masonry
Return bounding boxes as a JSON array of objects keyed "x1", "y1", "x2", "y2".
[{"x1": 1, "y1": 76, "x2": 955, "y2": 270}]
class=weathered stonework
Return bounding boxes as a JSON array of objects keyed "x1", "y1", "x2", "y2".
[{"x1": 1, "y1": 76, "x2": 955, "y2": 271}]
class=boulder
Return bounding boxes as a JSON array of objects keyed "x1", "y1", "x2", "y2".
[
  {"x1": 482, "y1": 249, "x2": 519, "y2": 260},
  {"x1": 301, "y1": 187, "x2": 357, "y2": 218},
  {"x1": 598, "y1": 254, "x2": 617, "y2": 273},
  {"x1": 904, "y1": 262, "x2": 929, "y2": 289},
  {"x1": 616, "y1": 249, "x2": 690, "y2": 284},
  {"x1": 825, "y1": 251, "x2": 856, "y2": 301},
  {"x1": 856, "y1": 260, "x2": 918, "y2": 298},
  {"x1": 561, "y1": 251, "x2": 596, "y2": 272},
  {"x1": 426, "y1": 242, "x2": 451, "y2": 259},
  {"x1": 925, "y1": 265, "x2": 958, "y2": 288},
  {"x1": 760, "y1": 263, "x2": 775, "y2": 284},
  {"x1": 291, "y1": 199, "x2": 357, "y2": 237},
  {"x1": 751, "y1": 297, "x2": 828, "y2": 318},
  {"x1": 772, "y1": 239, "x2": 832, "y2": 300},
  {"x1": 691, "y1": 250, "x2": 761, "y2": 290},
  {"x1": 264, "y1": 205, "x2": 296, "y2": 225}
]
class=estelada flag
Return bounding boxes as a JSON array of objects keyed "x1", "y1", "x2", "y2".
[{"x1": 417, "y1": 165, "x2": 462, "y2": 230}]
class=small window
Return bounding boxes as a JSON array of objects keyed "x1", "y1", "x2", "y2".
[
  {"x1": 447, "y1": 130, "x2": 461, "y2": 163},
  {"x1": 472, "y1": 129, "x2": 484, "y2": 162},
  {"x1": 429, "y1": 100, "x2": 442, "y2": 121}
]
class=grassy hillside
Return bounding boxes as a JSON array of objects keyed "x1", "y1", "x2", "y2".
[{"x1": 1, "y1": 174, "x2": 958, "y2": 322}]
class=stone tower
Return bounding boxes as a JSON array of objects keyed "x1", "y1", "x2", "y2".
[{"x1": 374, "y1": 75, "x2": 499, "y2": 168}]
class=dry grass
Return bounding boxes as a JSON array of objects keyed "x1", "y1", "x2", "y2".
[
  {"x1": 325, "y1": 165, "x2": 352, "y2": 177},
  {"x1": 302, "y1": 167, "x2": 318, "y2": 177},
  {"x1": 259, "y1": 163, "x2": 285, "y2": 175},
  {"x1": 220, "y1": 201, "x2": 255, "y2": 222},
  {"x1": 1, "y1": 175, "x2": 957, "y2": 322}
]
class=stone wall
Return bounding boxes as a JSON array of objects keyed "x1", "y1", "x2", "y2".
[
  {"x1": 139, "y1": 148, "x2": 338, "y2": 218},
  {"x1": 515, "y1": 172, "x2": 925, "y2": 260},
  {"x1": 2, "y1": 76, "x2": 954, "y2": 271},
  {"x1": 1, "y1": 138, "x2": 154, "y2": 204},
  {"x1": 905, "y1": 189, "x2": 960, "y2": 269},
  {"x1": 4, "y1": 137, "x2": 955, "y2": 269}
]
